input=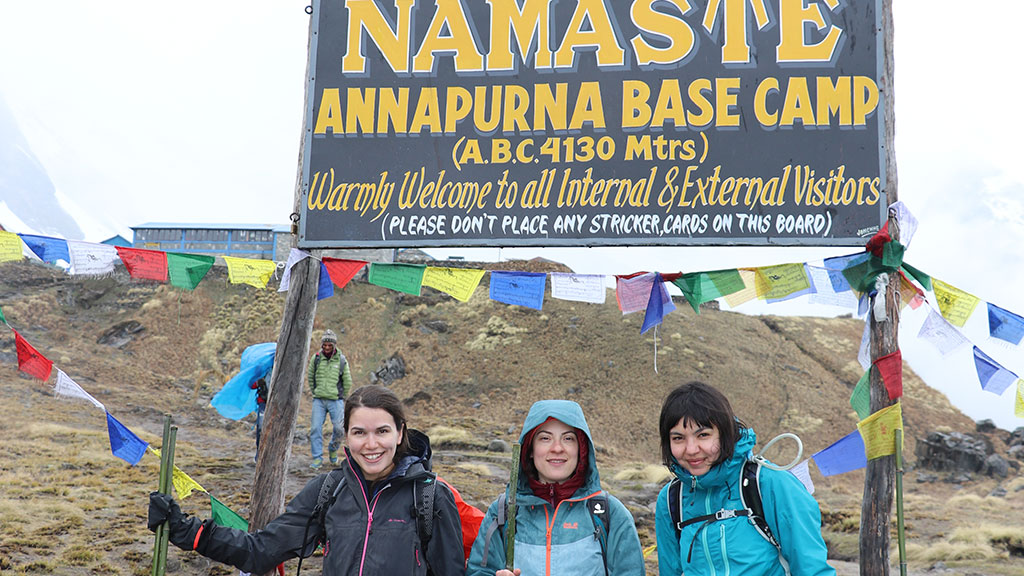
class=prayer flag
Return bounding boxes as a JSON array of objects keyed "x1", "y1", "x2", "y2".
[
  {"x1": 917, "y1": 308, "x2": 968, "y2": 356},
  {"x1": 641, "y1": 274, "x2": 676, "y2": 334},
  {"x1": 0, "y1": 305, "x2": 6, "y2": 325},
  {"x1": 790, "y1": 459, "x2": 815, "y2": 494},
  {"x1": 988, "y1": 303, "x2": 1024, "y2": 345},
  {"x1": 210, "y1": 496, "x2": 250, "y2": 531},
  {"x1": 550, "y1": 273, "x2": 606, "y2": 304},
  {"x1": 67, "y1": 240, "x2": 119, "y2": 275},
  {"x1": 807, "y1": 266, "x2": 859, "y2": 310},
  {"x1": 972, "y1": 346, "x2": 1018, "y2": 395},
  {"x1": 823, "y1": 252, "x2": 869, "y2": 293},
  {"x1": 850, "y1": 367, "x2": 872, "y2": 420},
  {"x1": 277, "y1": 249, "x2": 309, "y2": 292},
  {"x1": 167, "y1": 253, "x2": 215, "y2": 291},
  {"x1": 54, "y1": 369, "x2": 105, "y2": 411},
  {"x1": 1016, "y1": 380, "x2": 1024, "y2": 418},
  {"x1": 874, "y1": 350, "x2": 903, "y2": 401},
  {"x1": 671, "y1": 269, "x2": 745, "y2": 313},
  {"x1": 223, "y1": 256, "x2": 277, "y2": 288},
  {"x1": 812, "y1": 430, "x2": 866, "y2": 476},
  {"x1": 615, "y1": 272, "x2": 656, "y2": 314},
  {"x1": 489, "y1": 271, "x2": 546, "y2": 310},
  {"x1": 322, "y1": 257, "x2": 368, "y2": 289},
  {"x1": 106, "y1": 412, "x2": 148, "y2": 465},
  {"x1": 722, "y1": 269, "x2": 757, "y2": 308},
  {"x1": 898, "y1": 271, "x2": 926, "y2": 310},
  {"x1": 891, "y1": 201, "x2": 919, "y2": 248},
  {"x1": 754, "y1": 263, "x2": 814, "y2": 303},
  {"x1": 317, "y1": 261, "x2": 334, "y2": 300},
  {"x1": 148, "y1": 447, "x2": 208, "y2": 500},
  {"x1": 858, "y1": 319, "x2": 871, "y2": 371},
  {"x1": 857, "y1": 402, "x2": 903, "y2": 460},
  {"x1": 931, "y1": 278, "x2": 980, "y2": 328},
  {"x1": 19, "y1": 234, "x2": 70, "y2": 265},
  {"x1": 116, "y1": 246, "x2": 169, "y2": 282},
  {"x1": 0, "y1": 230, "x2": 23, "y2": 263},
  {"x1": 368, "y1": 262, "x2": 426, "y2": 295},
  {"x1": 900, "y1": 262, "x2": 932, "y2": 292},
  {"x1": 14, "y1": 329, "x2": 53, "y2": 381},
  {"x1": 423, "y1": 267, "x2": 486, "y2": 302}
]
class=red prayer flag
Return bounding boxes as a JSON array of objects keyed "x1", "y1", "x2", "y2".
[
  {"x1": 865, "y1": 221, "x2": 891, "y2": 257},
  {"x1": 322, "y1": 257, "x2": 368, "y2": 289},
  {"x1": 116, "y1": 246, "x2": 168, "y2": 282},
  {"x1": 14, "y1": 330, "x2": 53, "y2": 381},
  {"x1": 874, "y1": 349, "x2": 903, "y2": 401}
]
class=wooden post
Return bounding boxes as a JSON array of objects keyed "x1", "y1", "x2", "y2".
[
  {"x1": 859, "y1": 1, "x2": 898, "y2": 574},
  {"x1": 247, "y1": 8, "x2": 319, "y2": 563}
]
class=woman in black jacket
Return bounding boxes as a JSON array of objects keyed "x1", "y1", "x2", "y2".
[{"x1": 148, "y1": 385, "x2": 465, "y2": 576}]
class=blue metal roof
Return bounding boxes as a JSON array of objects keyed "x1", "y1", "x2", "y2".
[{"x1": 133, "y1": 222, "x2": 290, "y2": 232}]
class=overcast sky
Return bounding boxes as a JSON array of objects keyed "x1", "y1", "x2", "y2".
[{"x1": 1, "y1": 1, "x2": 1022, "y2": 429}]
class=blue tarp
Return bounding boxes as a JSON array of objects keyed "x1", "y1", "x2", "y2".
[{"x1": 211, "y1": 342, "x2": 276, "y2": 420}]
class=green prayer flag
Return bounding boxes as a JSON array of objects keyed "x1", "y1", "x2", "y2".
[
  {"x1": 210, "y1": 495, "x2": 249, "y2": 531},
  {"x1": 367, "y1": 262, "x2": 426, "y2": 295},
  {"x1": 900, "y1": 262, "x2": 932, "y2": 292},
  {"x1": 850, "y1": 367, "x2": 873, "y2": 420},
  {"x1": 167, "y1": 253, "x2": 216, "y2": 291},
  {"x1": 842, "y1": 242, "x2": 905, "y2": 293},
  {"x1": 0, "y1": 305, "x2": 5, "y2": 324},
  {"x1": 672, "y1": 269, "x2": 745, "y2": 313}
]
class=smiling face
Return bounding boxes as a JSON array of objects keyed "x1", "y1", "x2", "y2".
[
  {"x1": 346, "y1": 407, "x2": 403, "y2": 481},
  {"x1": 669, "y1": 418, "x2": 722, "y2": 477},
  {"x1": 530, "y1": 419, "x2": 580, "y2": 484}
]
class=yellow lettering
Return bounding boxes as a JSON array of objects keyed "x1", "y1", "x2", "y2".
[
  {"x1": 342, "y1": 0, "x2": 415, "y2": 74},
  {"x1": 630, "y1": 0, "x2": 696, "y2": 66}
]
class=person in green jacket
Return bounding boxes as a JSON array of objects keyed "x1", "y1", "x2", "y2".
[{"x1": 307, "y1": 329, "x2": 352, "y2": 469}]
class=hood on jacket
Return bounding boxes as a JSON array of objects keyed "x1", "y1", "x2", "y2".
[
  {"x1": 670, "y1": 426, "x2": 757, "y2": 487},
  {"x1": 516, "y1": 400, "x2": 600, "y2": 495}
]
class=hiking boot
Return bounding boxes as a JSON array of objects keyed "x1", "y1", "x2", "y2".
[
  {"x1": 329, "y1": 450, "x2": 339, "y2": 465},
  {"x1": 310, "y1": 457, "x2": 323, "y2": 470}
]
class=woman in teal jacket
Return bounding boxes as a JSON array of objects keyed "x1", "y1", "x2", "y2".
[
  {"x1": 655, "y1": 382, "x2": 835, "y2": 576},
  {"x1": 468, "y1": 400, "x2": 644, "y2": 576}
]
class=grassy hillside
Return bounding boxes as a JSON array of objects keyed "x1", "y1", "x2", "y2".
[{"x1": 1, "y1": 259, "x2": 1022, "y2": 575}]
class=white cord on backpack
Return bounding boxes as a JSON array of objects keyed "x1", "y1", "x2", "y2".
[{"x1": 753, "y1": 433, "x2": 804, "y2": 471}]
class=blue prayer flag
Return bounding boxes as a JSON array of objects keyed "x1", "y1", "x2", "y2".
[
  {"x1": 106, "y1": 412, "x2": 148, "y2": 466},
  {"x1": 812, "y1": 429, "x2": 866, "y2": 476},
  {"x1": 988, "y1": 303, "x2": 1024, "y2": 345},
  {"x1": 489, "y1": 271, "x2": 546, "y2": 310},
  {"x1": 317, "y1": 261, "x2": 334, "y2": 300},
  {"x1": 19, "y1": 234, "x2": 70, "y2": 265},
  {"x1": 641, "y1": 274, "x2": 676, "y2": 333},
  {"x1": 823, "y1": 252, "x2": 868, "y2": 293},
  {"x1": 973, "y1": 346, "x2": 1018, "y2": 395}
]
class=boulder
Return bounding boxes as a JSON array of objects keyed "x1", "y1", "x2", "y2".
[
  {"x1": 976, "y1": 419, "x2": 997, "y2": 433},
  {"x1": 983, "y1": 454, "x2": 1010, "y2": 479},
  {"x1": 915, "y1": 431, "x2": 990, "y2": 474}
]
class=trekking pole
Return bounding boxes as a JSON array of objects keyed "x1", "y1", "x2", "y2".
[
  {"x1": 151, "y1": 416, "x2": 178, "y2": 576},
  {"x1": 505, "y1": 443, "x2": 521, "y2": 572},
  {"x1": 895, "y1": 428, "x2": 907, "y2": 576}
]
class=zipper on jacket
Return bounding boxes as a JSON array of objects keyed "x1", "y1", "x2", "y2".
[{"x1": 349, "y1": 459, "x2": 392, "y2": 576}]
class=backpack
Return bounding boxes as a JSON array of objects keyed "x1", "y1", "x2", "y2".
[
  {"x1": 480, "y1": 489, "x2": 613, "y2": 576},
  {"x1": 311, "y1": 352, "x2": 346, "y2": 398}
]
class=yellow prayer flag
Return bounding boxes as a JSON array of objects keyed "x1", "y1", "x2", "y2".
[
  {"x1": 1016, "y1": 380, "x2": 1024, "y2": 418},
  {"x1": 723, "y1": 269, "x2": 757, "y2": 308},
  {"x1": 223, "y1": 256, "x2": 277, "y2": 288},
  {"x1": 149, "y1": 447, "x2": 207, "y2": 499},
  {"x1": 931, "y1": 278, "x2": 980, "y2": 328},
  {"x1": 422, "y1": 267, "x2": 486, "y2": 302},
  {"x1": 857, "y1": 402, "x2": 903, "y2": 460},
  {"x1": 0, "y1": 231, "x2": 24, "y2": 263},
  {"x1": 754, "y1": 263, "x2": 810, "y2": 300}
]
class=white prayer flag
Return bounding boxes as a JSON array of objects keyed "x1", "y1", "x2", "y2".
[
  {"x1": 54, "y1": 369, "x2": 105, "y2": 411},
  {"x1": 278, "y1": 248, "x2": 310, "y2": 293},
  {"x1": 551, "y1": 273, "x2": 606, "y2": 304},
  {"x1": 918, "y1": 308, "x2": 969, "y2": 356},
  {"x1": 790, "y1": 459, "x2": 815, "y2": 494},
  {"x1": 807, "y1": 266, "x2": 859, "y2": 310},
  {"x1": 67, "y1": 240, "x2": 119, "y2": 276},
  {"x1": 858, "y1": 319, "x2": 871, "y2": 371}
]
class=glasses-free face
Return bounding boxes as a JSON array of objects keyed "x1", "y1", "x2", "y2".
[
  {"x1": 321, "y1": 342, "x2": 335, "y2": 354},
  {"x1": 669, "y1": 418, "x2": 722, "y2": 477},
  {"x1": 531, "y1": 419, "x2": 579, "y2": 485},
  {"x1": 346, "y1": 407, "x2": 403, "y2": 481}
]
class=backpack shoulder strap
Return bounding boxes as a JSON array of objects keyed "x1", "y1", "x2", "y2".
[
  {"x1": 414, "y1": 472, "x2": 437, "y2": 547},
  {"x1": 586, "y1": 491, "x2": 612, "y2": 576},
  {"x1": 668, "y1": 478, "x2": 682, "y2": 536},
  {"x1": 740, "y1": 459, "x2": 781, "y2": 550},
  {"x1": 315, "y1": 468, "x2": 345, "y2": 540},
  {"x1": 312, "y1": 353, "x2": 321, "y2": 388},
  {"x1": 480, "y1": 489, "x2": 510, "y2": 563}
]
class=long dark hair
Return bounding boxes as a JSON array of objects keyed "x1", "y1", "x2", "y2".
[
  {"x1": 344, "y1": 385, "x2": 411, "y2": 461},
  {"x1": 659, "y1": 381, "x2": 745, "y2": 468}
]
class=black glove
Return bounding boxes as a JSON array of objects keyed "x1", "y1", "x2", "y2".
[{"x1": 148, "y1": 491, "x2": 203, "y2": 551}]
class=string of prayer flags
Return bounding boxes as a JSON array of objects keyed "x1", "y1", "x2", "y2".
[
  {"x1": 811, "y1": 429, "x2": 867, "y2": 476},
  {"x1": 754, "y1": 263, "x2": 814, "y2": 303},
  {"x1": 917, "y1": 308, "x2": 969, "y2": 356},
  {"x1": 1017, "y1": 380, "x2": 1024, "y2": 418},
  {"x1": 19, "y1": 233, "x2": 70, "y2": 265},
  {"x1": 807, "y1": 266, "x2": 859, "y2": 310},
  {"x1": 615, "y1": 272, "x2": 656, "y2": 314},
  {"x1": 988, "y1": 303, "x2": 1024, "y2": 345},
  {"x1": 116, "y1": 246, "x2": 169, "y2": 282},
  {"x1": 210, "y1": 495, "x2": 249, "y2": 531},
  {"x1": 167, "y1": 253, "x2": 215, "y2": 291},
  {"x1": 641, "y1": 274, "x2": 676, "y2": 334},
  {"x1": 874, "y1": 350, "x2": 903, "y2": 400},
  {"x1": 932, "y1": 278, "x2": 980, "y2": 328},
  {"x1": 223, "y1": 256, "x2": 277, "y2": 288},
  {"x1": 54, "y1": 369, "x2": 105, "y2": 411},
  {"x1": 722, "y1": 269, "x2": 757, "y2": 308},
  {"x1": 277, "y1": 248, "x2": 308, "y2": 293},
  {"x1": 790, "y1": 459, "x2": 815, "y2": 494},
  {"x1": 322, "y1": 257, "x2": 368, "y2": 289},
  {"x1": 972, "y1": 346, "x2": 1019, "y2": 395},
  {"x1": 422, "y1": 266, "x2": 486, "y2": 302},
  {"x1": 0, "y1": 230, "x2": 23, "y2": 262},
  {"x1": 489, "y1": 271, "x2": 546, "y2": 310},
  {"x1": 671, "y1": 269, "x2": 745, "y2": 313},
  {"x1": 550, "y1": 272, "x2": 606, "y2": 304},
  {"x1": 14, "y1": 329, "x2": 53, "y2": 381},
  {"x1": 850, "y1": 367, "x2": 872, "y2": 420},
  {"x1": 368, "y1": 262, "x2": 426, "y2": 296},
  {"x1": 106, "y1": 412, "x2": 148, "y2": 465},
  {"x1": 317, "y1": 261, "x2": 334, "y2": 300},
  {"x1": 147, "y1": 447, "x2": 207, "y2": 499},
  {"x1": 857, "y1": 402, "x2": 903, "y2": 460},
  {"x1": 67, "y1": 240, "x2": 119, "y2": 275}
]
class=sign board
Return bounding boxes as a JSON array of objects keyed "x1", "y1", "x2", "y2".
[{"x1": 299, "y1": 0, "x2": 886, "y2": 248}]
